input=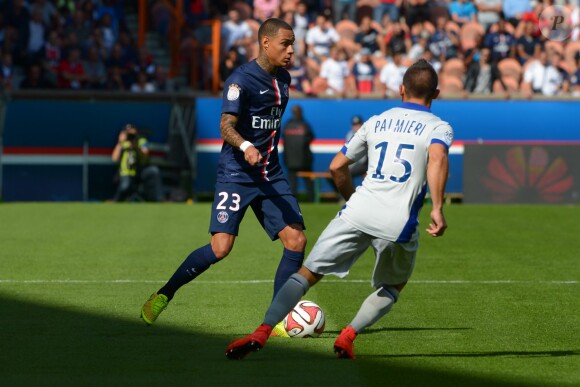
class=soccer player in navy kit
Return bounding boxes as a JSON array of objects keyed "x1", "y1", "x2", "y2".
[{"x1": 141, "y1": 19, "x2": 305, "y2": 332}]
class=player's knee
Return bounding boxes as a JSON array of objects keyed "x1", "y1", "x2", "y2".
[
  {"x1": 285, "y1": 232, "x2": 307, "y2": 251},
  {"x1": 210, "y1": 237, "x2": 234, "y2": 259}
]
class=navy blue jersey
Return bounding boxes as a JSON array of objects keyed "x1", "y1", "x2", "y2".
[{"x1": 218, "y1": 60, "x2": 291, "y2": 183}]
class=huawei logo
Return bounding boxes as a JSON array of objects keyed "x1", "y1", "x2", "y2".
[{"x1": 481, "y1": 146, "x2": 574, "y2": 203}]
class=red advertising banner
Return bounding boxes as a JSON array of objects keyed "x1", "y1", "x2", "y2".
[{"x1": 464, "y1": 144, "x2": 579, "y2": 204}]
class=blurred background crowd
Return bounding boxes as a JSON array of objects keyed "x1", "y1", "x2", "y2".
[{"x1": 1, "y1": 0, "x2": 579, "y2": 97}]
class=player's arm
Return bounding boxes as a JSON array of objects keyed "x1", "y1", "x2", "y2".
[
  {"x1": 111, "y1": 130, "x2": 126, "y2": 162},
  {"x1": 426, "y1": 142, "x2": 449, "y2": 237},
  {"x1": 220, "y1": 113, "x2": 261, "y2": 166},
  {"x1": 330, "y1": 152, "x2": 355, "y2": 201}
]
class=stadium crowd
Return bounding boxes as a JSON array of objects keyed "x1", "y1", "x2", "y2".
[
  {"x1": 179, "y1": 0, "x2": 580, "y2": 98},
  {"x1": 1, "y1": 0, "x2": 579, "y2": 97},
  {"x1": 0, "y1": 0, "x2": 168, "y2": 92}
]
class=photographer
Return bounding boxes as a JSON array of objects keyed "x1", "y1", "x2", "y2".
[{"x1": 111, "y1": 124, "x2": 163, "y2": 202}]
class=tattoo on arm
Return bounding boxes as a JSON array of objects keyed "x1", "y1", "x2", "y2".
[{"x1": 220, "y1": 113, "x2": 244, "y2": 147}]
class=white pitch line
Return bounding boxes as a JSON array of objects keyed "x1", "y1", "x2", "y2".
[{"x1": 0, "y1": 279, "x2": 577, "y2": 284}]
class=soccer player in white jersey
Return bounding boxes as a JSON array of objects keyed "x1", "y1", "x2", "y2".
[{"x1": 226, "y1": 59, "x2": 454, "y2": 360}]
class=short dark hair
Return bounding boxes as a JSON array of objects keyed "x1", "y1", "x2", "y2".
[
  {"x1": 402, "y1": 59, "x2": 438, "y2": 100},
  {"x1": 258, "y1": 18, "x2": 293, "y2": 41}
]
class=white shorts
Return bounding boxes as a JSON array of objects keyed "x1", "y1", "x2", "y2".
[{"x1": 304, "y1": 216, "x2": 418, "y2": 287}]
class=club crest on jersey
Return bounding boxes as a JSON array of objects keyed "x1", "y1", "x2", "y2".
[
  {"x1": 283, "y1": 83, "x2": 289, "y2": 97},
  {"x1": 444, "y1": 129, "x2": 454, "y2": 143},
  {"x1": 227, "y1": 84, "x2": 241, "y2": 101},
  {"x1": 217, "y1": 211, "x2": 229, "y2": 223}
]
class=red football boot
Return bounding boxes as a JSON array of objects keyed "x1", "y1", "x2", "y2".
[
  {"x1": 225, "y1": 324, "x2": 273, "y2": 360},
  {"x1": 333, "y1": 326, "x2": 357, "y2": 359}
]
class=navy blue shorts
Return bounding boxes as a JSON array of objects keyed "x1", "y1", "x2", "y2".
[{"x1": 209, "y1": 179, "x2": 305, "y2": 240}]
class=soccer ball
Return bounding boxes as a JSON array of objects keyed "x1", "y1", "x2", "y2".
[{"x1": 283, "y1": 300, "x2": 326, "y2": 338}]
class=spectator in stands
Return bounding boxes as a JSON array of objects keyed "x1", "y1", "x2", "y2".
[
  {"x1": 86, "y1": 26, "x2": 109, "y2": 62},
  {"x1": 98, "y1": 13, "x2": 117, "y2": 54},
  {"x1": 105, "y1": 65, "x2": 127, "y2": 90},
  {"x1": 57, "y1": 47, "x2": 86, "y2": 89},
  {"x1": 293, "y1": 2, "x2": 310, "y2": 55},
  {"x1": 406, "y1": 0, "x2": 431, "y2": 28},
  {"x1": 61, "y1": 31, "x2": 81, "y2": 59},
  {"x1": 95, "y1": 0, "x2": 123, "y2": 33},
  {"x1": 516, "y1": 20, "x2": 541, "y2": 65},
  {"x1": 133, "y1": 49, "x2": 157, "y2": 82},
  {"x1": 282, "y1": 105, "x2": 315, "y2": 202},
  {"x1": 344, "y1": 115, "x2": 368, "y2": 178},
  {"x1": 379, "y1": 51, "x2": 407, "y2": 97},
  {"x1": 152, "y1": 66, "x2": 169, "y2": 92},
  {"x1": 571, "y1": 52, "x2": 580, "y2": 97},
  {"x1": 112, "y1": 123, "x2": 164, "y2": 202},
  {"x1": 222, "y1": 9, "x2": 253, "y2": 62},
  {"x1": 106, "y1": 42, "x2": 131, "y2": 86},
  {"x1": 0, "y1": 51, "x2": 14, "y2": 91},
  {"x1": 374, "y1": 0, "x2": 402, "y2": 23},
  {"x1": 305, "y1": 14, "x2": 340, "y2": 63},
  {"x1": 449, "y1": 0, "x2": 477, "y2": 26},
  {"x1": 35, "y1": 0, "x2": 58, "y2": 27},
  {"x1": 333, "y1": 0, "x2": 357, "y2": 24},
  {"x1": 571, "y1": 2, "x2": 580, "y2": 41},
  {"x1": 483, "y1": 17, "x2": 516, "y2": 63},
  {"x1": 319, "y1": 45, "x2": 351, "y2": 97},
  {"x1": 464, "y1": 47, "x2": 507, "y2": 95},
  {"x1": 384, "y1": 21, "x2": 412, "y2": 57},
  {"x1": 502, "y1": 0, "x2": 532, "y2": 27},
  {"x1": 219, "y1": 47, "x2": 242, "y2": 89},
  {"x1": 118, "y1": 30, "x2": 139, "y2": 66},
  {"x1": 475, "y1": 0, "x2": 502, "y2": 32},
  {"x1": 7, "y1": 0, "x2": 31, "y2": 64},
  {"x1": 522, "y1": 49, "x2": 570, "y2": 97},
  {"x1": 23, "y1": 6, "x2": 47, "y2": 66},
  {"x1": 84, "y1": 45, "x2": 106, "y2": 89},
  {"x1": 355, "y1": 16, "x2": 382, "y2": 56},
  {"x1": 408, "y1": 30, "x2": 430, "y2": 60},
  {"x1": 429, "y1": 16, "x2": 460, "y2": 61},
  {"x1": 130, "y1": 70, "x2": 156, "y2": 93},
  {"x1": 42, "y1": 30, "x2": 62, "y2": 85},
  {"x1": 422, "y1": 48, "x2": 442, "y2": 73},
  {"x1": 287, "y1": 56, "x2": 313, "y2": 95},
  {"x1": 351, "y1": 47, "x2": 378, "y2": 96},
  {"x1": 19, "y1": 63, "x2": 54, "y2": 89},
  {"x1": 63, "y1": 9, "x2": 93, "y2": 44},
  {"x1": 254, "y1": 0, "x2": 281, "y2": 22}
]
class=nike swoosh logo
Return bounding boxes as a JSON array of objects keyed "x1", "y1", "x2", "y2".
[{"x1": 260, "y1": 89, "x2": 269, "y2": 94}]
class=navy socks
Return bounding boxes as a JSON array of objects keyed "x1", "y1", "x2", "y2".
[
  {"x1": 158, "y1": 244, "x2": 219, "y2": 301},
  {"x1": 273, "y1": 248, "x2": 304, "y2": 299}
]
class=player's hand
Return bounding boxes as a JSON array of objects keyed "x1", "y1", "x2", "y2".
[
  {"x1": 426, "y1": 209, "x2": 447, "y2": 237},
  {"x1": 118, "y1": 130, "x2": 127, "y2": 142},
  {"x1": 244, "y1": 145, "x2": 262, "y2": 166}
]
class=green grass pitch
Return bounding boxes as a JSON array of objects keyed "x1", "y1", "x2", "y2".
[{"x1": 1, "y1": 203, "x2": 578, "y2": 386}]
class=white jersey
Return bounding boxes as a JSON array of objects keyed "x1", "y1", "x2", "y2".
[{"x1": 339, "y1": 102, "x2": 454, "y2": 243}]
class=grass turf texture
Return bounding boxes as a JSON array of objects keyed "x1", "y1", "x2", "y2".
[{"x1": 1, "y1": 203, "x2": 578, "y2": 386}]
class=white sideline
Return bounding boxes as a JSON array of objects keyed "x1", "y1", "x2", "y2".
[{"x1": 0, "y1": 279, "x2": 577, "y2": 284}]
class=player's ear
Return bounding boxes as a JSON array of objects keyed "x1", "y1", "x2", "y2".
[
  {"x1": 399, "y1": 84, "x2": 405, "y2": 99},
  {"x1": 432, "y1": 89, "x2": 440, "y2": 100},
  {"x1": 262, "y1": 35, "x2": 270, "y2": 50}
]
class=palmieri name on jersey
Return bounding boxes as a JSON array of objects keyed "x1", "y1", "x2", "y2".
[
  {"x1": 251, "y1": 106, "x2": 283, "y2": 130},
  {"x1": 373, "y1": 118, "x2": 427, "y2": 136}
]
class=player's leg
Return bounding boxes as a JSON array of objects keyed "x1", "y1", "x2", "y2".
[
  {"x1": 252, "y1": 180, "x2": 307, "y2": 298},
  {"x1": 226, "y1": 216, "x2": 369, "y2": 359},
  {"x1": 335, "y1": 240, "x2": 416, "y2": 359},
  {"x1": 141, "y1": 182, "x2": 253, "y2": 325},
  {"x1": 225, "y1": 266, "x2": 321, "y2": 360}
]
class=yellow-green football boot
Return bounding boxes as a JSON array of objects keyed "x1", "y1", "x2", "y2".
[{"x1": 141, "y1": 293, "x2": 168, "y2": 325}]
